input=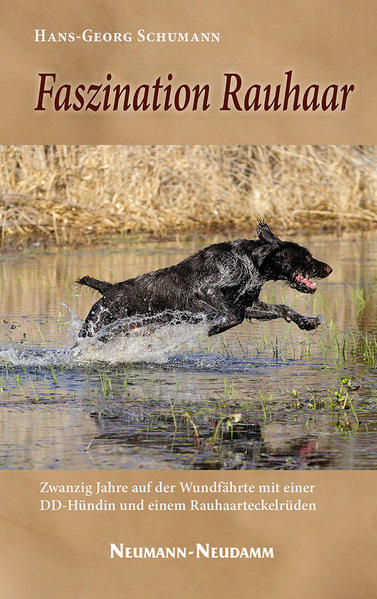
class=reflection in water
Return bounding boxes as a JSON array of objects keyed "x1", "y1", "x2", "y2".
[{"x1": 0, "y1": 233, "x2": 376, "y2": 470}]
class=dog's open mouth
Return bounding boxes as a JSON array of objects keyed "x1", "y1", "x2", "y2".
[
  {"x1": 291, "y1": 273, "x2": 317, "y2": 293},
  {"x1": 295, "y1": 274, "x2": 316, "y2": 290}
]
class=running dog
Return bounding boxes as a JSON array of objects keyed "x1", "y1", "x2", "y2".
[{"x1": 77, "y1": 222, "x2": 332, "y2": 340}]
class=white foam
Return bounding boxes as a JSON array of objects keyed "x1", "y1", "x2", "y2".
[
  {"x1": 0, "y1": 313, "x2": 209, "y2": 367},
  {"x1": 71, "y1": 321, "x2": 208, "y2": 365}
]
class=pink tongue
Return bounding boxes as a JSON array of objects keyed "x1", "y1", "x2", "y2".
[{"x1": 295, "y1": 274, "x2": 316, "y2": 289}]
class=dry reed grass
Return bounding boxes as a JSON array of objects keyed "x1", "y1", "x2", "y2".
[{"x1": 0, "y1": 145, "x2": 376, "y2": 247}]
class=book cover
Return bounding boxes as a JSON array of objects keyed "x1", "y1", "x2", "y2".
[{"x1": 0, "y1": 2, "x2": 375, "y2": 598}]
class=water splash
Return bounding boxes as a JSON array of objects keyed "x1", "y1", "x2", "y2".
[
  {"x1": 0, "y1": 344, "x2": 71, "y2": 368},
  {"x1": 0, "y1": 312, "x2": 210, "y2": 367},
  {"x1": 71, "y1": 319, "x2": 209, "y2": 365}
]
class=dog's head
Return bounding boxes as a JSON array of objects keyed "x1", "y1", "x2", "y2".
[{"x1": 254, "y1": 222, "x2": 332, "y2": 294}]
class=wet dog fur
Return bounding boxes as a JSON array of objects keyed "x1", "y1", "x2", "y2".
[{"x1": 76, "y1": 222, "x2": 332, "y2": 340}]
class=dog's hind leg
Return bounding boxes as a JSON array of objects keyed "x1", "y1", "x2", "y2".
[
  {"x1": 78, "y1": 299, "x2": 113, "y2": 338},
  {"x1": 245, "y1": 301, "x2": 321, "y2": 331}
]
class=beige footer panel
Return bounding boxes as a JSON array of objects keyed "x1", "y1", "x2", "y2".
[{"x1": 0, "y1": 470, "x2": 375, "y2": 598}]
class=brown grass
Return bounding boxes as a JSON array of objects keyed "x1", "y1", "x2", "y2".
[{"x1": 0, "y1": 145, "x2": 376, "y2": 247}]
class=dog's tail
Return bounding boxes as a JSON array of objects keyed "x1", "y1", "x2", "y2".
[{"x1": 76, "y1": 275, "x2": 113, "y2": 295}]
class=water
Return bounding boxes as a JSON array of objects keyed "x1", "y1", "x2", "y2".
[{"x1": 0, "y1": 233, "x2": 376, "y2": 470}]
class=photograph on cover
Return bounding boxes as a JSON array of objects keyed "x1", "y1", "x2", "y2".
[{"x1": 0, "y1": 145, "x2": 376, "y2": 470}]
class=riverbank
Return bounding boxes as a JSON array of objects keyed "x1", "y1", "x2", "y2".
[{"x1": 1, "y1": 145, "x2": 376, "y2": 249}]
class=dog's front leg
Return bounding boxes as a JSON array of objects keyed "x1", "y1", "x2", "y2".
[
  {"x1": 193, "y1": 288, "x2": 245, "y2": 336},
  {"x1": 207, "y1": 311, "x2": 245, "y2": 336},
  {"x1": 245, "y1": 300, "x2": 321, "y2": 331}
]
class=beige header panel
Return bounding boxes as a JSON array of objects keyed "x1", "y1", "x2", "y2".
[{"x1": 0, "y1": 0, "x2": 376, "y2": 143}]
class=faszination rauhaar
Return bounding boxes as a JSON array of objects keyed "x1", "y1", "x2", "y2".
[{"x1": 34, "y1": 71, "x2": 355, "y2": 113}]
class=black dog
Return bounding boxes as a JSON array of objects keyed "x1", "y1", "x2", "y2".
[{"x1": 77, "y1": 222, "x2": 332, "y2": 340}]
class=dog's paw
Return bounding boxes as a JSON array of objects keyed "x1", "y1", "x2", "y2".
[{"x1": 297, "y1": 315, "x2": 322, "y2": 330}]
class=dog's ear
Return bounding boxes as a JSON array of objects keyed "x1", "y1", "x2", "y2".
[
  {"x1": 254, "y1": 222, "x2": 283, "y2": 268},
  {"x1": 253, "y1": 243, "x2": 282, "y2": 268},
  {"x1": 256, "y1": 221, "x2": 281, "y2": 244}
]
